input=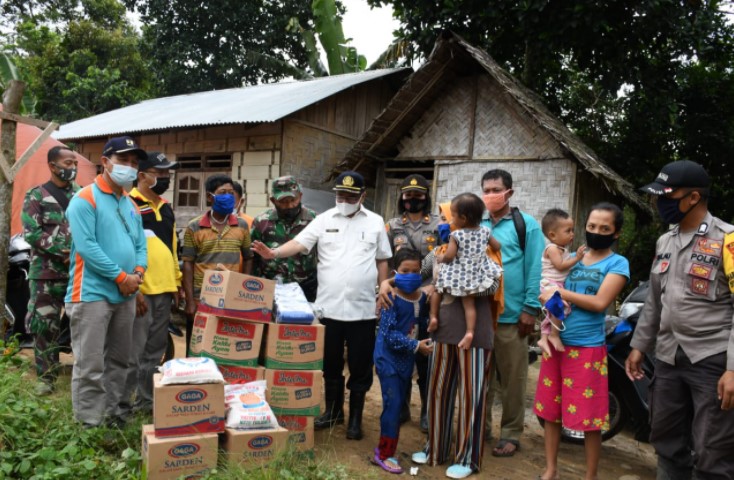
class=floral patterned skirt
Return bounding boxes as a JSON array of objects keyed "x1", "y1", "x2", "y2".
[{"x1": 533, "y1": 344, "x2": 609, "y2": 431}]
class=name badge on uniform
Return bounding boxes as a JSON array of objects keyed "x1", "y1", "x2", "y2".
[
  {"x1": 691, "y1": 277, "x2": 710, "y2": 295},
  {"x1": 325, "y1": 229, "x2": 339, "y2": 233},
  {"x1": 693, "y1": 238, "x2": 722, "y2": 256},
  {"x1": 688, "y1": 263, "x2": 713, "y2": 279}
]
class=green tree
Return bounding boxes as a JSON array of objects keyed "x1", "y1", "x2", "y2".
[
  {"x1": 123, "y1": 0, "x2": 317, "y2": 95},
  {"x1": 12, "y1": 0, "x2": 154, "y2": 122}
]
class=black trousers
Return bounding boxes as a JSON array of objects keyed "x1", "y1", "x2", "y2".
[
  {"x1": 650, "y1": 348, "x2": 734, "y2": 480},
  {"x1": 321, "y1": 318, "x2": 376, "y2": 393}
]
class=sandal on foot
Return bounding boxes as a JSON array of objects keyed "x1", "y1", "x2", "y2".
[
  {"x1": 411, "y1": 451, "x2": 428, "y2": 464},
  {"x1": 372, "y1": 448, "x2": 403, "y2": 474},
  {"x1": 446, "y1": 464, "x2": 473, "y2": 479},
  {"x1": 491, "y1": 439, "x2": 519, "y2": 457}
]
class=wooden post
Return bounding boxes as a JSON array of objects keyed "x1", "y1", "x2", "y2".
[{"x1": 0, "y1": 80, "x2": 25, "y2": 338}]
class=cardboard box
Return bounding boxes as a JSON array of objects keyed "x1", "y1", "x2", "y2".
[
  {"x1": 141, "y1": 425, "x2": 218, "y2": 480},
  {"x1": 219, "y1": 365, "x2": 265, "y2": 384},
  {"x1": 190, "y1": 312, "x2": 264, "y2": 366},
  {"x1": 263, "y1": 323, "x2": 325, "y2": 370},
  {"x1": 198, "y1": 270, "x2": 275, "y2": 322},
  {"x1": 222, "y1": 426, "x2": 289, "y2": 466},
  {"x1": 153, "y1": 374, "x2": 225, "y2": 437},
  {"x1": 264, "y1": 369, "x2": 323, "y2": 416},
  {"x1": 276, "y1": 415, "x2": 314, "y2": 451}
]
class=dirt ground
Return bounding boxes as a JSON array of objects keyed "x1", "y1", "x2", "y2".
[
  {"x1": 310, "y1": 361, "x2": 657, "y2": 480},
  {"x1": 38, "y1": 333, "x2": 656, "y2": 479}
]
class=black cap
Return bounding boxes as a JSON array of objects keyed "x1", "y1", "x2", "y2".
[
  {"x1": 639, "y1": 160, "x2": 710, "y2": 195},
  {"x1": 333, "y1": 171, "x2": 365, "y2": 193},
  {"x1": 102, "y1": 136, "x2": 146, "y2": 160},
  {"x1": 138, "y1": 151, "x2": 179, "y2": 171},
  {"x1": 401, "y1": 174, "x2": 429, "y2": 193}
]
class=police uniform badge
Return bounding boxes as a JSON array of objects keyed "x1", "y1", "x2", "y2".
[
  {"x1": 691, "y1": 277, "x2": 709, "y2": 295},
  {"x1": 693, "y1": 238, "x2": 722, "y2": 256},
  {"x1": 343, "y1": 176, "x2": 354, "y2": 187},
  {"x1": 688, "y1": 263, "x2": 713, "y2": 279},
  {"x1": 410, "y1": 178, "x2": 418, "y2": 186}
]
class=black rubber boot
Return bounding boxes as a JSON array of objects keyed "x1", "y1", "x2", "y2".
[
  {"x1": 346, "y1": 391, "x2": 366, "y2": 440},
  {"x1": 314, "y1": 379, "x2": 344, "y2": 430}
]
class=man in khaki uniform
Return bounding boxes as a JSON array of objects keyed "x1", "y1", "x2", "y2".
[{"x1": 627, "y1": 160, "x2": 734, "y2": 480}]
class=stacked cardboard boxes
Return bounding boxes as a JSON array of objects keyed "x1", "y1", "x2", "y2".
[
  {"x1": 263, "y1": 305, "x2": 325, "y2": 451},
  {"x1": 196, "y1": 270, "x2": 326, "y2": 452},
  {"x1": 141, "y1": 369, "x2": 225, "y2": 479}
]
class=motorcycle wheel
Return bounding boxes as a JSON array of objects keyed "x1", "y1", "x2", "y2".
[
  {"x1": 536, "y1": 388, "x2": 627, "y2": 444},
  {"x1": 160, "y1": 333, "x2": 175, "y2": 365}
]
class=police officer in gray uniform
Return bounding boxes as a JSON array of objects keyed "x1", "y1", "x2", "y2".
[
  {"x1": 626, "y1": 160, "x2": 734, "y2": 480},
  {"x1": 385, "y1": 174, "x2": 440, "y2": 433}
]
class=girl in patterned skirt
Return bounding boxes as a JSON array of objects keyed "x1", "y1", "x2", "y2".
[{"x1": 430, "y1": 193, "x2": 502, "y2": 349}]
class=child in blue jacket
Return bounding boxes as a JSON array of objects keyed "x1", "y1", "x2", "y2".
[{"x1": 372, "y1": 248, "x2": 434, "y2": 474}]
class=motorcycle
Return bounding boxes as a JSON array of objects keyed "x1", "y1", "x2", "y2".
[
  {"x1": 3, "y1": 235, "x2": 33, "y2": 347},
  {"x1": 536, "y1": 281, "x2": 654, "y2": 444}
]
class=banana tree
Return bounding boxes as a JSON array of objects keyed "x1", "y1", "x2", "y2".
[
  {"x1": 288, "y1": 0, "x2": 367, "y2": 77},
  {"x1": 0, "y1": 52, "x2": 36, "y2": 115}
]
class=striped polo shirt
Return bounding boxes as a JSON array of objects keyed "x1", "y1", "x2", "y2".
[{"x1": 182, "y1": 211, "x2": 252, "y2": 295}]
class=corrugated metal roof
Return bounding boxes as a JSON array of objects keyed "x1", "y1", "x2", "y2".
[{"x1": 55, "y1": 69, "x2": 410, "y2": 141}]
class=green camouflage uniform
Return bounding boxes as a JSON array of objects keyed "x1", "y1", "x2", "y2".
[
  {"x1": 21, "y1": 182, "x2": 79, "y2": 384},
  {"x1": 250, "y1": 206, "x2": 318, "y2": 300}
]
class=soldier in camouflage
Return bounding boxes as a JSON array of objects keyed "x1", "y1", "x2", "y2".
[
  {"x1": 21, "y1": 145, "x2": 80, "y2": 396},
  {"x1": 250, "y1": 176, "x2": 318, "y2": 301}
]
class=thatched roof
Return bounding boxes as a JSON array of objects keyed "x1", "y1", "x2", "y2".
[{"x1": 337, "y1": 31, "x2": 649, "y2": 211}]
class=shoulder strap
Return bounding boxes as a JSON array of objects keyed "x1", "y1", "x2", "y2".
[
  {"x1": 42, "y1": 181, "x2": 71, "y2": 212},
  {"x1": 511, "y1": 207, "x2": 527, "y2": 253}
]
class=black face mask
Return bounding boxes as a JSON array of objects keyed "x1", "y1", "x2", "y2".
[
  {"x1": 277, "y1": 205, "x2": 301, "y2": 220},
  {"x1": 656, "y1": 193, "x2": 694, "y2": 225},
  {"x1": 150, "y1": 177, "x2": 170, "y2": 195},
  {"x1": 404, "y1": 198, "x2": 426, "y2": 214},
  {"x1": 585, "y1": 231, "x2": 617, "y2": 250},
  {"x1": 53, "y1": 164, "x2": 77, "y2": 182}
]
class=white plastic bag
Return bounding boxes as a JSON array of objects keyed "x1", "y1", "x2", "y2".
[
  {"x1": 224, "y1": 380, "x2": 279, "y2": 430},
  {"x1": 159, "y1": 357, "x2": 224, "y2": 385}
]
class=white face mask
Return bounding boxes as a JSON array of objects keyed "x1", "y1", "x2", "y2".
[{"x1": 336, "y1": 200, "x2": 360, "y2": 216}]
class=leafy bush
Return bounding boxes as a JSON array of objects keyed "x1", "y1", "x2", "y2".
[{"x1": 0, "y1": 341, "x2": 141, "y2": 480}]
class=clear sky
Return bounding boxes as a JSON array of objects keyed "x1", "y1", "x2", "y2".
[{"x1": 340, "y1": 0, "x2": 400, "y2": 65}]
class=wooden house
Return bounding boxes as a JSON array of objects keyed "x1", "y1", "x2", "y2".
[
  {"x1": 55, "y1": 69, "x2": 410, "y2": 224},
  {"x1": 338, "y1": 32, "x2": 647, "y2": 232}
]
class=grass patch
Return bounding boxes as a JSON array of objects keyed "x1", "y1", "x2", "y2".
[{"x1": 0, "y1": 338, "x2": 356, "y2": 479}]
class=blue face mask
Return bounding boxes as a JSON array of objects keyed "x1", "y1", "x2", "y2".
[
  {"x1": 108, "y1": 164, "x2": 137, "y2": 189},
  {"x1": 394, "y1": 272, "x2": 422, "y2": 294},
  {"x1": 212, "y1": 193, "x2": 235, "y2": 215},
  {"x1": 437, "y1": 223, "x2": 451, "y2": 244}
]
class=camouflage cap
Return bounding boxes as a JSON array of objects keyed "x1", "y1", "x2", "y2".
[{"x1": 271, "y1": 176, "x2": 301, "y2": 200}]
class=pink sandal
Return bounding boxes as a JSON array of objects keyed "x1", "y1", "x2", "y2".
[{"x1": 372, "y1": 448, "x2": 403, "y2": 474}]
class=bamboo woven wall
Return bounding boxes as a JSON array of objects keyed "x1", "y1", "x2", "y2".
[
  {"x1": 473, "y1": 76, "x2": 563, "y2": 158},
  {"x1": 281, "y1": 121, "x2": 356, "y2": 191},
  {"x1": 434, "y1": 159, "x2": 577, "y2": 223},
  {"x1": 394, "y1": 74, "x2": 564, "y2": 160},
  {"x1": 396, "y1": 77, "x2": 473, "y2": 158}
]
